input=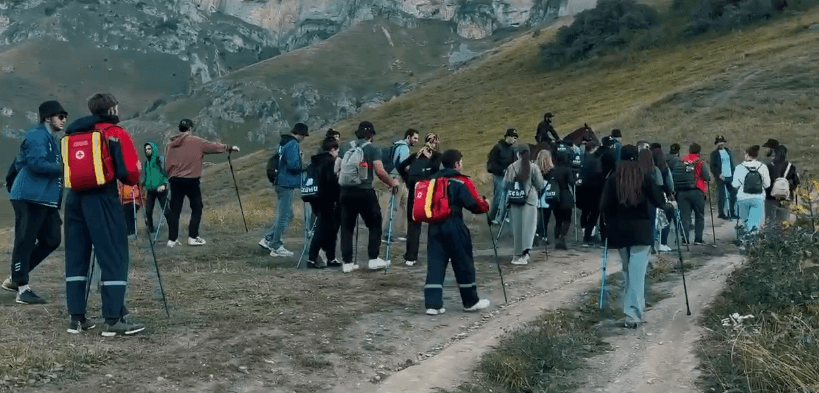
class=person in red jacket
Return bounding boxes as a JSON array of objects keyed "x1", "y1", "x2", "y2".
[{"x1": 63, "y1": 93, "x2": 144, "y2": 337}]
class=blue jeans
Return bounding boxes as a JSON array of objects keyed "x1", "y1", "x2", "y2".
[
  {"x1": 619, "y1": 245, "x2": 651, "y2": 324},
  {"x1": 737, "y1": 198, "x2": 764, "y2": 234},
  {"x1": 489, "y1": 175, "x2": 507, "y2": 223},
  {"x1": 264, "y1": 186, "x2": 294, "y2": 249}
]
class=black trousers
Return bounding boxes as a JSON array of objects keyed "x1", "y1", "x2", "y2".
[
  {"x1": 340, "y1": 188, "x2": 382, "y2": 263},
  {"x1": 678, "y1": 189, "x2": 706, "y2": 243},
  {"x1": 144, "y1": 189, "x2": 170, "y2": 232},
  {"x1": 64, "y1": 187, "x2": 129, "y2": 321},
  {"x1": 578, "y1": 186, "x2": 603, "y2": 241},
  {"x1": 404, "y1": 188, "x2": 422, "y2": 262},
  {"x1": 424, "y1": 218, "x2": 480, "y2": 309},
  {"x1": 308, "y1": 201, "x2": 339, "y2": 262},
  {"x1": 122, "y1": 203, "x2": 140, "y2": 236},
  {"x1": 168, "y1": 178, "x2": 203, "y2": 241},
  {"x1": 11, "y1": 201, "x2": 61, "y2": 286}
]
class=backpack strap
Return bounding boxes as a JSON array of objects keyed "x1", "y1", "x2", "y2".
[{"x1": 783, "y1": 162, "x2": 792, "y2": 178}]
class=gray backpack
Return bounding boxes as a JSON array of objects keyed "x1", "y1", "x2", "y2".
[{"x1": 338, "y1": 141, "x2": 371, "y2": 187}]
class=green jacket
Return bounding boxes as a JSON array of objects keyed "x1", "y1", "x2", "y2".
[{"x1": 142, "y1": 142, "x2": 168, "y2": 191}]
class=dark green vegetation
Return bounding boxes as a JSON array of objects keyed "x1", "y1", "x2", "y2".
[{"x1": 699, "y1": 184, "x2": 819, "y2": 392}]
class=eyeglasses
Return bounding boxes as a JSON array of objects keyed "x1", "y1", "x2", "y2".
[{"x1": 57, "y1": 114, "x2": 67, "y2": 120}]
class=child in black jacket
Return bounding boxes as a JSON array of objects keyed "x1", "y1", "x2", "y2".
[{"x1": 424, "y1": 150, "x2": 491, "y2": 315}]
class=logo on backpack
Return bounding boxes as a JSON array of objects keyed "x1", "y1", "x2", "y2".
[
  {"x1": 301, "y1": 167, "x2": 320, "y2": 202},
  {"x1": 507, "y1": 179, "x2": 527, "y2": 205},
  {"x1": 338, "y1": 141, "x2": 371, "y2": 187},
  {"x1": 61, "y1": 125, "x2": 117, "y2": 191},
  {"x1": 412, "y1": 177, "x2": 452, "y2": 223},
  {"x1": 742, "y1": 164, "x2": 764, "y2": 195}
]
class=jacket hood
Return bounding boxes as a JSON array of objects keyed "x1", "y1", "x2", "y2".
[
  {"x1": 64, "y1": 114, "x2": 120, "y2": 135},
  {"x1": 279, "y1": 134, "x2": 297, "y2": 146},
  {"x1": 169, "y1": 132, "x2": 191, "y2": 148},
  {"x1": 144, "y1": 142, "x2": 160, "y2": 159}
]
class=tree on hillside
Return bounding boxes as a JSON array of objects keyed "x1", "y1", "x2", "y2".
[{"x1": 541, "y1": 0, "x2": 659, "y2": 67}]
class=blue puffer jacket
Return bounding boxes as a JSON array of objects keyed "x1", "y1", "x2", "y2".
[
  {"x1": 277, "y1": 134, "x2": 303, "y2": 188},
  {"x1": 10, "y1": 124, "x2": 63, "y2": 208}
]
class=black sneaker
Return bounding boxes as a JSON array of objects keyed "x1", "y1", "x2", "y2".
[
  {"x1": 101, "y1": 317, "x2": 145, "y2": 337},
  {"x1": 326, "y1": 259, "x2": 342, "y2": 267},
  {"x1": 67, "y1": 319, "x2": 96, "y2": 334},
  {"x1": 16, "y1": 289, "x2": 46, "y2": 304},
  {"x1": 1, "y1": 277, "x2": 18, "y2": 293},
  {"x1": 307, "y1": 259, "x2": 327, "y2": 269},
  {"x1": 693, "y1": 240, "x2": 705, "y2": 246}
]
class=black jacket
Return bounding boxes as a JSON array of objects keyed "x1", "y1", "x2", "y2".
[
  {"x1": 601, "y1": 147, "x2": 618, "y2": 179},
  {"x1": 579, "y1": 150, "x2": 605, "y2": 188},
  {"x1": 600, "y1": 173, "x2": 671, "y2": 249},
  {"x1": 310, "y1": 152, "x2": 339, "y2": 205},
  {"x1": 548, "y1": 164, "x2": 575, "y2": 210},
  {"x1": 709, "y1": 148, "x2": 735, "y2": 178},
  {"x1": 535, "y1": 121, "x2": 560, "y2": 145},
  {"x1": 486, "y1": 140, "x2": 516, "y2": 176}
]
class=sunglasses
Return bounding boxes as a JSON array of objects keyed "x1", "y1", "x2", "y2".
[{"x1": 57, "y1": 114, "x2": 67, "y2": 121}]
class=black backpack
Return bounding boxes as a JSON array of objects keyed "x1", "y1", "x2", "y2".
[
  {"x1": 381, "y1": 142, "x2": 401, "y2": 174},
  {"x1": 266, "y1": 146, "x2": 281, "y2": 185},
  {"x1": 301, "y1": 163, "x2": 320, "y2": 202},
  {"x1": 543, "y1": 177, "x2": 560, "y2": 204},
  {"x1": 742, "y1": 165, "x2": 764, "y2": 194},
  {"x1": 672, "y1": 158, "x2": 701, "y2": 190}
]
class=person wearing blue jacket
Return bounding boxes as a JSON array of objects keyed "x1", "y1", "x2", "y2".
[
  {"x1": 260, "y1": 123, "x2": 309, "y2": 257},
  {"x1": 2, "y1": 101, "x2": 67, "y2": 305}
]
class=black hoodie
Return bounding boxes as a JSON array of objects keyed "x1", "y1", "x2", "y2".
[{"x1": 309, "y1": 151, "x2": 339, "y2": 205}]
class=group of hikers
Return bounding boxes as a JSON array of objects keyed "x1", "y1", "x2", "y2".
[{"x1": 3, "y1": 98, "x2": 801, "y2": 333}]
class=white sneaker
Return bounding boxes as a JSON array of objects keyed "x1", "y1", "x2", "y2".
[
  {"x1": 658, "y1": 244, "x2": 673, "y2": 252},
  {"x1": 523, "y1": 253, "x2": 531, "y2": 262},
  {"x1": 270, "y1": 246, "x2": 294, "y2": 257},
  {"x1": 511, "y1": 256, "x2": 528, "y2": 265},
  {"x1": 342, "y1": 263, "x2": 359, "y2": 273},
  {"x1": 464, "y1": 299, "x2": 490, "y2": 312},
  {"x1": 405, "y1": 260, "x2": 417, "y2": 266},
  {"x1": 425, "y1": 308, "x2": 445, "y2": 315},
  {"x1": 258, "y1": 238, "x2": 272, "y2": 250},
  {"x1": 368, "y1": 258, "x2": 390, "y2": 270},
  {"x1": 318, "y1": 249, "x2": 327, "y2": 263},
  {"x1": 167, "y1": 240, "x2": 181, "y2": 248},
  {"x1": 188, "y1": 237, "x2": 206, "y2": 246}
]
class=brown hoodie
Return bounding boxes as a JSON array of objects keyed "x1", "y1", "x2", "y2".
[{"x1": 165, "y1": 133, "x2": 228, "y2": 178}]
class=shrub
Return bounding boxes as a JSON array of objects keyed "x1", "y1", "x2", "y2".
[{"x1": 540, "y1": 0, "x2": 660, "y2": 67}]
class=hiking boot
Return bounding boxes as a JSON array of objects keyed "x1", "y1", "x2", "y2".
[
  {"x1": 425, "y1": 308, "x2": 445, "y2": 315},
  {"x1": 67, "y1": 318, "x2": 96, "y2": 334},
  {"x1": 16, "y1": 289, "x2": 46, "y2": 305},
  {"x1": 101, "y1": 317, "x2": 145, "y2": 337},
  {"x1": 167, "y1": 240, "x2": 181, "y2": 248},
  {"x1": 327, "y1": 259, "x2": 342, "y2": 267},
  {"x1": 1, "y1": 277, "x2": 18, "y2": 293},
  {"x1": 464, "y1": 299, "x2": 490, "y2": 312},
  {"x1": 188, "y1": 237, "x2": 207, "y2": 246},
  {"x1": 307, "y1": 260, "x2": 327, "y2": 269},
  {"x1": 555, "y1": 237, "x2": 568, "y2": 250},
  {"x1": 258, "y1": 238, "x2": 272, "y2": 250},
  {"x1": 342, "y1": 263, "x2": 359, "y2": 273},
  {"x1": 368, "y1": 258, "x2": 390, "y2": 270},
  {"x1": 405, "y1": 260, "x2": 417, "y2": 267},
  {"x1": 657, "y1": 244, "x2": 673, "y2": 252},
  {"x1": 270, "y1": 246, "x2": 294, "y2": 257}
]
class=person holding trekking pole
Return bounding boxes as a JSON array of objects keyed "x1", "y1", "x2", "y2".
[
  {"x1": 164, "y1": 119, "x2": 239, "y2": 247},
  {"x1": 671, "y1": 143, "x2": 711, "y2": 246},
  {"x1": 423, "y1": 149, "x2": 491, "y2": 315},
  {"x1": 142, "y1": 142, "x2": 170, "y2": 235},
  {"x1": 380, "y1": 129, "x2": 418, "y2": 243},
  {"x1": 600, "y1": 145, "x2": 676, "y2": 328}
]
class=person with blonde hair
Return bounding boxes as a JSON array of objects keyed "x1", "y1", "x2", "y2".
[{"x1": 503, "y1": 145, "x2": 545, "y2": 264}]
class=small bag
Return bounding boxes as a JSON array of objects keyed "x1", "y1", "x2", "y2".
[
  {"x1": 506, "y1": 168, "x2": 528, "y2": 205},
  {"x1": 770, "y1": 163, "x2": 792, "y2": 200}
]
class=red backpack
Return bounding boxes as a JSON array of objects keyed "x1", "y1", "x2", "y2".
[
  {"x1": 412, "y1": 177, "x2": 452, "y2": 223},
  {"x1": 61, "y1": 125, "x2": 116, "y2": 191}
]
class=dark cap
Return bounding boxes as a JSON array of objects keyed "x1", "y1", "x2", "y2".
[
  {"x1": 505, "y1": 128, "x2": 519, "y2": 138},
  {"x1": 762, "y1": 138, "x2": 779, "y2": 148},
  {"x1": 292, "y1": 122, "x2": 309, "y2": 136},
  {"x1": 620, "y1": 145, "x2": 639, "y2": 161},
  {"x1": 38, "y1": 101, "x2": 67, "y2": 121},
  {"x1": 358, "y1": 121, "x2": 375, "y2": 134},
  {"x1": 179, "y1": 119, "x2": 194, "y2": 130},
  {"x1": 611, "y1": 129, "x2": 622, "y2": 138},
  {"x1": 714, "y1": 135, "x2": 727, "y2": 145},
  {"x1": 543, "y1": 112, "x2": 554, "y2": 119}
]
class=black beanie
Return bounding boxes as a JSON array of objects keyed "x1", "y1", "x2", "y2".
[{"x1": 38, "y1": 101, "x2": 67, "y2": 122}]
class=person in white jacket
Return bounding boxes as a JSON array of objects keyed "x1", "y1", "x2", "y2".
[{"x1": 731, "y1": 145, "x2": 771, "y2": 237}]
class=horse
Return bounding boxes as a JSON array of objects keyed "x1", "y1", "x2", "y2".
[{"x1": 528, "y1": 123, "x2": 599, "y2": 159}]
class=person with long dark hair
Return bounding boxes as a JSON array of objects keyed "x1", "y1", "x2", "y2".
[
  {"x1": 398, "y1": 133, "x2": 442, "y2": 266},
  {"x1": 600, "y1": 145, "x2": 675, "y2": 328},
  {"x1": 503, "y1": 145, "x2": 545, "y2": 264}
]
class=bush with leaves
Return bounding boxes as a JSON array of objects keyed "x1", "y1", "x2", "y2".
[{"x1": 541, "y1": 0, "x2": 659, "y2": 67}]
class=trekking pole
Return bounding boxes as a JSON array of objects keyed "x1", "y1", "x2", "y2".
[
  {"x1": 599, "y1": 237, "x2": 608, "y2": 310},
  {"x1": 540, "y1": 208, "x2": 548, "y2": 259},
  {"x1": 384, "y1": 192, "x2": 396, "y2": 274},
  {"x1": 672, "y1": 208, "x2": 692, "y2": 316},
  {"x1": 573, "y1": 184, "x2": 578, "y2": 242},
  {"x1": 153, "y1": 193, "x2": 170, "y2": 244},
  {"x1": 141, "y1": 194, "x2": 171, "y2": 318},
  {"x1": 675, "y1": 208, "x2": 691, "y2": 252},
  {"x1": 295, "y1": 217, "x2": 318, "y2": 269},
  {"x1": 227, "y1": 152, "x2": 249, "y2": 232},
  {"x1": 84, "y1": 249, "x2": 96, "y2": 311},
  {"x1": 132, "y1": 200, "x2": 138, "y2": 239},
  {"x1": 494, "y1": 205, "x2": 510, "y2": 245},
  {"x1": 353, "y1": 217, "x2": 359, "y2": 267},
  {"x1": 707, "y1": 183, "x2": 717, "y2": 245},
  {"x1": 487, "y1": 219, "x2": 508, "y2": 303}
]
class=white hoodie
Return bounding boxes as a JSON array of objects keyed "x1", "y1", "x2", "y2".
[{"x1": 731, "y1": 160, "x2": 770, "y2": 200}]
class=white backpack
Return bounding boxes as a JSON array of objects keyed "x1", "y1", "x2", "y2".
[
  {"x1": 338, "y1": 141, "x2": 371, "y2": 187},
  {"x1": 770, "y1": 162, "x2": 792, "y2": 200}
]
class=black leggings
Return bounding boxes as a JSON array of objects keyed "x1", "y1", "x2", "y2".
[{"x1": 168, "y1": 178, "x2": 203, "y2": 241}]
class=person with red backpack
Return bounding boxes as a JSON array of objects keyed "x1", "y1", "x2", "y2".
[
  {"x1": 62, "y1": 93, "x2": 144, "y2": 336},
  {"x1": 671, "y1": 143, "x2": 711, "y2": 245},
  {"x1": 2, "y1": 101, "x2": 67, "y2": 305},
  {"x1": 732, "y1": 145, "x2": 771, "y2": 238},
  {"x1": 423, "y1": 149, "x2": 491, "y2": 315}
]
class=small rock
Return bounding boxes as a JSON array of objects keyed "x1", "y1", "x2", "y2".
[
  {"x1": 809, "y1": 24, "x2": 819, "y2": 31},
  {"x1": 157, "y1": 376, "x2": 165, "y2": 382},
  {"x1": 106, "y1": 374, "x2": 113, "y2": 378}
]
